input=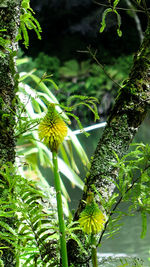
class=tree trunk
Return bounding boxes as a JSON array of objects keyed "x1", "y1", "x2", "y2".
[
  {"x1": 75, "y1": 20, "x2": 150, "y2": 217},
  {"x1": 69, "y1": 21, "x2": 150, "y2": 266},
  {"x1": 0, "y1": 0, "x2": 21, "y2": 265}
]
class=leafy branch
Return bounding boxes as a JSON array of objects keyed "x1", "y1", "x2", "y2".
[
  {"x1": 16, "y1": 0, "x2": 42, "y2": 48},
  {"x1": 97, "y1": 143, "x2": 150, "y2": 246},
  {"x1": 99, "y1": 0, "x2": 122, "y2": 37},
  {"x1": 96, "y1": 0, "x2": 150, "y2": 37}
]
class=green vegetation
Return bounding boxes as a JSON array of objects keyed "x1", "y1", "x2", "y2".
[
  {"x1": 16, "y1": 0, "x2": 42, "y2": 48},
  {"x1": 1, "y1": 142, "x2": 149, "y2": 266},
  {"x1": 0, "y1": 0, "x2": 150, "y2": 266},
  {"x1": 17, "y1": 50, "x2": 133, "y2": 124}
]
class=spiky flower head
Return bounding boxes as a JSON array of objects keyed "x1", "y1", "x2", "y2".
[
  {"x1": 38, "y1": 103, "x2": 68, "y2": 152},
  {"x1": 79, "y1": 192, "x2": 106, "y2": 235}
]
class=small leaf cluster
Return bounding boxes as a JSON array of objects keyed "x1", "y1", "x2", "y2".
[
  {"x1": 100, "y1": 0, "x2": 122, "y2": 37},
  {"x1": 16, "y1": 0, "x2": 42, "y2": 48},
  {"x1": 58, "y1": 95, "x2": 100, "y2": 137},
  {"x1": 112, "y1": 144, "x2": 150, "y2": 213}
]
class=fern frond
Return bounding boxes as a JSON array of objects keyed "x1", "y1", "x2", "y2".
[
  {"x1": 67, "y1": 95, "x2": 99, "y2": 106},
  {"x1": 66, "y1": 222, "x2": 89, "y2": 256},
  {"x1": 0, "y1": 163, "x2": 59, "y2": 266},
  {"x1": 66, "y1": 95, "x2": 99, "y2": 122}
]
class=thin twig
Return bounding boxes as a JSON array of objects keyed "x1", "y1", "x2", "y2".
[
  {"x1": 132, "y1": 0, "x2": 146, "y2": 11},
  {"x1": 86, "y1": 46, "x2": 122, "y2": 89},
  {"x1": 93, "y1": 0, "x2": 150, "y2": 13}
]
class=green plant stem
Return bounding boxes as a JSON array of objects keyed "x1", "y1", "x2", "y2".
[
  {"x1": 91, "y1": 234, "x2": 98, "y2": 267},
  {"x1": 52, "y1": 151, "x2": 68, "y2": 267}
]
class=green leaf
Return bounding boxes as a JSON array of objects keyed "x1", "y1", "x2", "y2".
[
  {"x1": 113, "y1": 0, "x2": 120, "y2": 8},
  {"x1": 58, "y1": 157, "x2": 84, "y2": 190},
  {"x1": 16, "y1": 0, "x2": 42, "y2": 48},
  {"x1": 100, "y1": 8, "x2": 112, "y2": 33},
  {"x1": 117, "y1": 28, "x2": 122, "y2": 37},
  {"x1": 67, "y1": 129, "x2": 89, "y2": 166},
  {"x1": 28, "y1": 73, "x2": 59, "y2": 102},
  {"x1": 0, "y1": 221, "x2": 17, "y2": 236},
  {"x1": 0, "y1": 211, "x2": 14, "y2": 218},
  {"x1": 21, "y1": 21, "x2": 29, "y2": 48},
  {"x1": 114, "y1": 10, "x2": 122, "y2": 37},
  {"x1": 41, "y1": 78, "x2": 59, "y2": 90},
  {"x1": 16, "y1": 57, "x2": 29, "y2": 66},
  {"x1": 141, "y1": 211, "x2": 147, "y2": 239},
  {"x1": 60, "y1": 178, "x2": 71, "y2": 201}
]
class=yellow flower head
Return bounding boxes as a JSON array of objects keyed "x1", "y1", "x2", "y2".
[
  {"x1": 79, "y1": 192, "x2": 106, "y2": 234},
  {"x1": 38, "y1": 104, "x2": 68, "y2": 152}
]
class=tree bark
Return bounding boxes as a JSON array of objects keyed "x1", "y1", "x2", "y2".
[
  {"x1": 0, "y1": 0, "x2": 21, "y2": 164},
  {"x1": 69, "y1": 20, "x2": 150, "y2": 266},
  {"x1": 0, "y1": 0, "x2": 21, "y2": 265}
]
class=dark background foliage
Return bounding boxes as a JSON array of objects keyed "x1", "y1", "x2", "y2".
[
  {"x1": 22, "y1": 0, "x2": 148, "y2": 61},
  {"x1": 19, "y1": 0, "x2": 150, "y2": 126}
]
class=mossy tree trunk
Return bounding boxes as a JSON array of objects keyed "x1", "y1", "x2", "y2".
[
  {"x1": 69, "y1": 21, "x2": 150, "y2": 266},
  {"x1": 0, "y1": 0, "x2": 21, "y2": 265},
  {"x1": 75, "y1": 21, "x2": 150, "y2": 217}
]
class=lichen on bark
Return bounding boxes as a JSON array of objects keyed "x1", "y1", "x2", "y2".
[{"x1": 0, "y1": 0, "x2": 21, "y2": 165}]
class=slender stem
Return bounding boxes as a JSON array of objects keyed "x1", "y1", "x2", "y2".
[
  {"x1": 91, "y1": 234, "x2": 98, "y2": 267},
  {"x1": 87, "y1": 46, "x2": 122, "y2": 89},
  {"x1": 52, "y1": 151, "x2": 68, "y2": 267}
]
